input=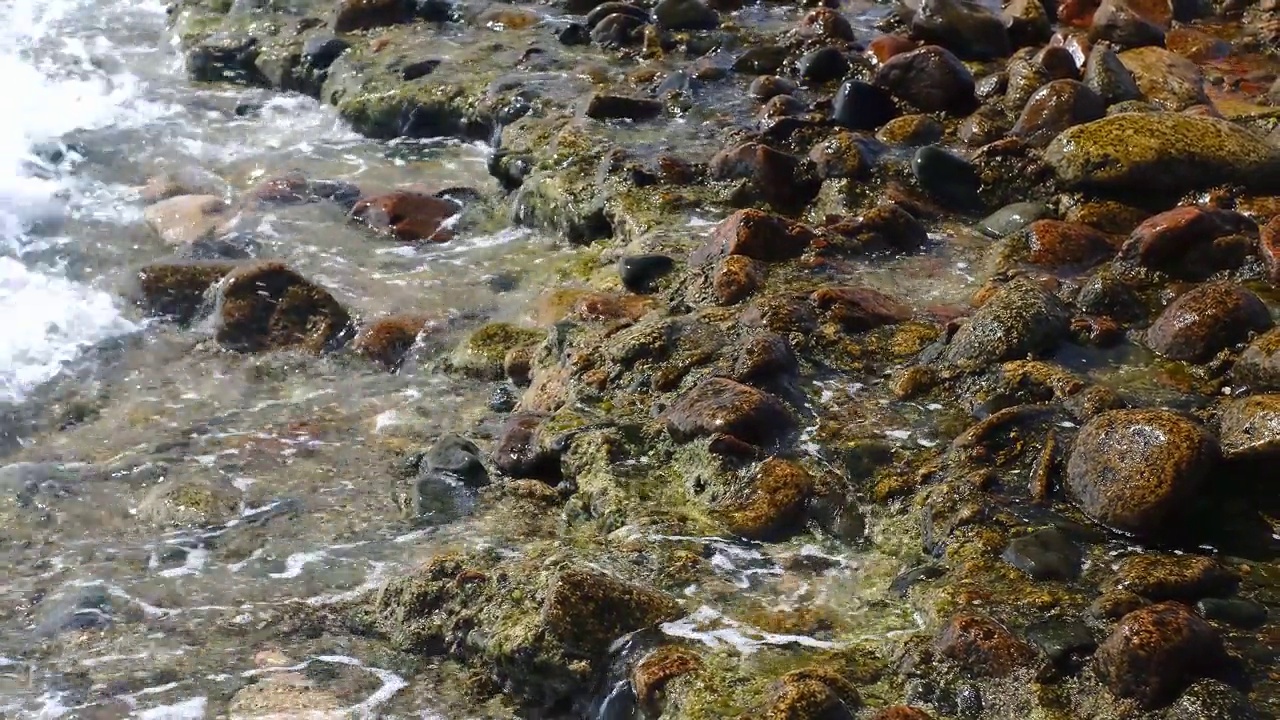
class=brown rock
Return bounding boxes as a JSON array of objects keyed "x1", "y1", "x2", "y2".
[
  {"x1": 1146, "y1": 282, "x2": 1273, "y2": 362},
  {"x1": 1119, "y1": 46, "x2": 1209, "y2": 110},
  {"x1": 1058, "y1": 0, "x2": 1100, "y2": 26},
  {"x1": 1218, "y1": 394, "x2": 1280, "y2": 463},
  {"x1": 132, "y1": 261, "x2": 238, "y2": 324},
  {"x1": 139, "y1": 167, "x2": 228, "y2": 203},
  {"x1": 811, "y1": 286, "x2": 911, "y2": 332},
  {"x1": 1066, "y1": 408, "x2": 1217, "y2": 537},
  {"x1": 143, "y1": 194, "x2": 229, "y2": 246},
  {"x1": 766, "y1": 668, "x2": 861, "y2": 718},
  {"x1": 714, "y1": 255, "x2": 766, "y2": 305},
  {"x1": 1164, "y1": 27, "x2": 1230, "y2": 61},
  {"x1": 632, "y1": 647, "x2": 702, "y2": 710},
  {"x1": 1095, "y1": 602, "x2": 1230, "y2": 710},
  {"x1": 873, "y1": 45, "x2": 977, "y2": 114},
  {"x1": 585, "y1": 94, "x2": 663, "y2": 121},
  {"x1": 351, "y1": 190, "x2": 460, "y2": 242},
  {"x1": 743, "y1": 294, "x2": 820, "y2": 334},
  {"x1": 720, "y1": 458, "x2": 814, "y2": 540},
  {"x1": 1119, "y1": 206, "x2": 1255, "y2": 274},
  {"x1": 504, "y1": 345, "x2": 534, "y2": 387},
  {"x1": 666, "y1": 377, "x2": 795, "y2": 447},
  {"x1": 333, "y1": 0, "x2": 418, "y2": 31},
  {"x1": 1004, "y1": 0, "x2": 1052, "y2": 48},
  {"x1": 732, "y1": 332, "x2": 799, "y2": 385},
  {"x1": 868, "y1": 34, "x2": 919, "y2": 64},
  {"x1": 820, "y1": 203, "x2": 928, "y2": 254},
  {"x1": 493, "y1": 413, "x2": 560, "y2": 480},
  {"x1": 710, "y1": 143, "x2": 819, "y2": 211},
  {"x1": 936, "y1": 613, "x2": 1036, "y2": 677},
  {"x1": 1089, "y1": 0, "x2": 1167, "y2": 48},
  {"x1": 798, "y1": 7, "x2": 855, "y2": 41},
  {"x1": 1232, "y1": 329, "x2": 1280, "y2": 391},
  {"x1": 214, "y1": 262, "x2": 352, "y2": 354},
  {"x1": 808, "y1": 131, "x2": 880, "y2": 180},
  {"x1": 1259, "y1": 216, "x2": 1280, "y2": 284},
  {"x1": 572, "y1": 291, "x2": 654, "y2": 322},
  {"x1": 1012, "y1": 79, "x2": 1106, "y2": 147},
  {"x1": 247, "y1": 171, "x2": 360, "y2": 208},
  {"x1": 876, "y1": 114, "x2": 945, "y2": 145},
  {"x1": 353, "y1": 314, "x2": 433, "y2": 370},
  {"x1": 542, "y1": 568, "x2": 682, "y2": 656},
  {"x1": 749, "y1": 75, "x2": 799, "y2": 101},
  {"x1": 1090, "y1": 589, "x2": 1150, "y2": 620},
  {"x1": 1109, "y1": 554, "x2": 1238, "y2": 602},
  {"x1": 1033, "y1": 45, "x2": 1080, "y2": 79},
  {"x1": 870, "y1": 708, "x2": 933, "y2": 720},
  {"x1": 695, "y1": 209, "x2": 815, "y2": 264},
  {"x1": 1016, "y1": 219, "x2": 1116, "y2": 268}
]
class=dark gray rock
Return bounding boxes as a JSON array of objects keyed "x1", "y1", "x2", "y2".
[
  {"x1": 1001, "y1": 527, "x2": 1082, "y2": 581},
  {"x1": 619, "y1": 254, "x2": 676, "y2": 293},
  {"x1": 832, "y1": 79, "x2": 899, "y2": 130}
]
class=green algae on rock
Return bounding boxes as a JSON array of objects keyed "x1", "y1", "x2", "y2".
[{"x1": 1045, "y1": 112, "x2": 1280, "y2": 194}]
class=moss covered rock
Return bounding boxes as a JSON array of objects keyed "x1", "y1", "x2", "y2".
[
  {"x1": 215, "y1": 261, "x2": 352, "y2": 354},
  {"x1": 451, "y1": 323, "x2": 545, "y2": 380},
  {"x1": 1094, "y1": 602, "x2": 1230, "y2": 710},
  {"x1": 132, "y1": 261, "x2": 238, "y2": 324}
]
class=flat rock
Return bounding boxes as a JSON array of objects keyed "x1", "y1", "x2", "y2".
[
  {"x1": 1119, "y1": 47, "x2": 1208, "y2": 110},
  {"x1": 143, "y1": 194, "x2": 229, "y2": 246}
]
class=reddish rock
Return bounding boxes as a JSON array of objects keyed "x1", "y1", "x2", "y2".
[
  {"x1": 333, "y1": 0, "x2": 418, "y2": 32},
  {"x1": 351, "y1": 190, "x2": 461, "y2": 243},
  {"x1": 720, "y1": 458, "x2": 814, "y2": 540},
  {"x1": 1058, "y1": 0, "x2": 1101, "y2": 27},
  {"x1": 713, "y1": 255, "x2": 766, "y2": 305},
  {"x1": 798, "y1": 7, "x2": 855, "y2": 41},
  {"x1": 666, "y1": 377, "x2": 795, "y2": 447},
  {"x1": 1260, "y1": 216, "x2": 1280, "y2": 284},
  {"x1": 872, "y1": 45, "x2": 977, "y2": 114},
  {"x1": 248, "y1": 171, "x2": 360, "y2": 208},
  {"x1": 709, "y1": 143, "x2": 819, "y2": 211},
  {"x1": 353, "y1": 314, "x2": 433, "y2": 370},
  {"x1": 870, "y1": 708, "x2": 934, "y2": 720},
  {"x1": 1164, "y1": 27, "x2": 1231, "y2": 61},
  {"x1": 743, "y1": 294, "x2": 820, "y2": 334},
  {"x1": 1119, "y1": 206, "x2": 1256, "y2": 273},
  {"x1": 1033, "y1": 45, "x2": 1079, "y2": 80},
  {"x1": 732, "y1": 332, "x2": 799, "y2": 385},
  {"x1": 820, "y1": 203, "x2": 928, "y2": 254},
  {"x1": 1089, "y1": 0, "x2": 1168, "y2": 48},
  {"x1": 133, "y1": 261, "x2": 238, "y2": 324},
  {"x1": 1095, "y1": 602, "x2": 1231, "y2": 709},
  {"x1": 1021, "y1": 219, "x2": 1116, "y2": 267},
  {"x1": 811, "y1": 286, "x2": 911, "y2": 332},
  {"x1": 572, "y1": 292, "x2": 654, "y2": 322},
  {"x1": 694, "y1": 209, "x2": 816, "y2": 264},
  {"x1": 936, "y1": 613, "x2": 1037, "y2": 677},
  {"x1": 493, "y1": 413, "x2": 560, "y2": 480},
  {"x1": 215, "y1": 262, "x2": 351, "y2": 354},
  {"x1": 868, "y1": 34, "x2": 919, "y2": 64},
  {"x1": 1146, "y1": 282, "x2": 1273, "y2": 362},
  {"x1": 1012, "y1": 80, "x2": 1106, "y2": 148}
]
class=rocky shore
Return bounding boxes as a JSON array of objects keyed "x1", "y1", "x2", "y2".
[{"x1": 64, "y1": 0, "x2": 1280, "y2": 715}]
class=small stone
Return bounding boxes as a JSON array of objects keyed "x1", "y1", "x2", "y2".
[
  {"x1": 591, "y1": 13, "x2": 645, "y2": 46},
  {"x1": 808, "y1": 131, "x2": 882, "y2": 180},
  {"x1": 1232, "y1": 330, "x2": 1280, "y2": 391},
  {"x1": 351, "y1": 190, "x2": 460, "y2": 242},
  {"x1": 1109, "y1": 554, "x2": 1238, "y2": 602},
  {"x1": 798, "y1": 7, "x2": 855, "y2": 41},
  {"x1": 868, "y1": 35, "x2": 919, "y2": 64},
  {"x1": 1066, "y1": 408, "x2": 1217, "y2": 538},
  {"x1": 619, "y1": 254, "x2": 676, "y2": 293},
  {"x1": 940, "y1": 278, "x2": 1071, "y2": 371},
  {"x1": 1023, "y1": 618, "x2": 1097, "y2": 667},
  {"x1": 978, "y1": 201, "x2": 1051, "y2": 237},
  {"x1": 832, "y1": 80, "x2": 900, "y2": 130},
  {"x1": 1218, "y1": 394, "x2": 1280, "y2": 463},
  {"x1": 1095, "y1": 602, "x2": 1230, "y2": 710},
  {"x1": 1089, "y1": 0, "x2": 1166, "y2": 49},
  {"x1": 1082, "y1": 41, "x2": 1142, "y2": 106},
  {"x1": 732, "y1": 332, "x2": 799, "y2": 385},
  {"x1": 811, "y1": 286, "x2": 911, "y2": 332},
  {"x1": 301, "y1": 35, "x2": 350, "y2": 70},
  {"x1": 1146, "y1": 282, "x2": 1273, "y2": 362},
  {"x1": 749, "y1": 75, "x2": 798, "y2": 101},
  {"x1": 713, "y1": 255, "x2": 765, "y2": 305},
  {"x1": 935, "y1": 613, "x2": 1036, "y2": 677},
  {"x1": 797, "y1": 46, "x2": 851, "y2": 83},
  {"x1": 143, "y1": 194, "x2": 228, "y2": 247},
  {"x1": 653, "y1": 0, "x2": 718, "y2": 29},
  {"x1": 353, "y1": 314, "x2": 432, "y2": 370},
  {"x1": 823, "y1": 203, "x2": 928, "y2": 253},
  {"x1": 1011, "y1": 79, "x2": 1105, "y2": 147},
  {"x1": 873, "y1": 45, "x2": 976, "y2": 114},
  {"x1": 732, "y1": 45, "x2": 789, "y2": 74},
  {"x1": 1194, "y1": 598, "x2": 1268, "y2": 629},
  {"x1": 720, "y1": 458, "x2": 814, "y2": 540},
  {"x1": 876, "y1": 114, "x2": 944, "y2": 145},
  {"x1": 911, "y1": 145, "x2": 980, "y2": 207},
  {"x1": 215, "y1": 262, "x2": 351, "y2": 354},
  {"x1": 709, "y1": 143, "x2": 820, "y2": 211},
  {"x1": 585, "y1": 93, "x2": 663, "y2": 121},
  {"x1": 424, "y1": 434, "x2": 489, "y2": 488},
  {"x1": 333, "y1": 0, "x2": 420, "y2": 32},
  {"x1": 666, "y1": 377, "x2": 795, "y2": 447},
  {"x1": 1001, "y1": 527, "x2": 1082, "y2": 581},
  {"x1": 1258, "y1": 216, "x2": 1280, "y2": 284}
]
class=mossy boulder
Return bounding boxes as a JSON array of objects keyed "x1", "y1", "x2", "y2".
[
  {"x1": 353, "y1": 314, "x2": 433, "y2": 370},
  {"x1": 214, "y1": 261, "x2": 352, "y2": 353},
  {"x1": 1145, "y1": 282, "x2": 1273, "y2": 362},
  {"x1": 666, "y1": 377, "x2": 796, "y2": 448},
  {"x1": 451, "y1": 323, "x2": 545, "y2": 380},
  {"x1": 1231, "y1": 329, "x2": 1280, "y2": 391},
  {"x1": 933, "y1": 278, "x2": 1071, "y2": 373},
  {"x1": 1217, "y1": 394, "x2": 1280, "y2": 463},
  {"x1": 718, "y1": 458, "x2": 815, "y2": 541},
  {"x1": 135, "y1": 476, "x2": 242, "y2": 528},
  {"x1": 1094, "y1": 602, "x2": 1231, "y2": 710},
  {"x1": 132, "y1": 261, "x2": 238, "y2": 324}
]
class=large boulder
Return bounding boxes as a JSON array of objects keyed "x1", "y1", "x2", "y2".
[
  {"x1": 1095, "y1": 602, "x2": 1231, "y2": 710},
  {"x1": 873, "y1": 45, "x2": 977, "y2": 114},
  {"x1": 938, "y1": 278, "x2": 1071, "y2": 372},
  {"x1": 666, "y1": 377, "x2": 795, "y2": 448}
]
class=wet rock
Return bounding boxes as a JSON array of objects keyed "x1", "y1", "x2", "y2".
[
  {"x1": 1001, "y1": 526, "x2": 1082, "y2": 581},
  {"x1": 451, "y1": 323, "x2": 544, "y2": 380},
  {"x1": 1218, "y1": 394, "x2": 1280, "y2": 462},
  {"x1": 493, "y1": 413, "x2": 561, "y2": 481},
  {"x1": 353, "y1": 314, "x2": 431, "y2": 370},
  {"x1": 1045, "y1": 112, "x2": 1280, "y2": 194},
  {"x1": 939, "y1": 278, "x2": 1071, "y2": 371},
  {"x1": 136, "y1": 476, "x2": 241, "y2": 528},
  {"x1": 869, "y1": 707, "x2": 933, "y2": 720},
  {"x1": 808, "y1": 131, "x2": 882, "y2": 180},
  {"x1": 1011, "y1": 80, "x2": 1105, "y2": 147},
  {"x1": 868, "y1": 34, "x2": 919, "y2": 64},
  {"x1": 1066, "y1": 408, "x2": 1217, "y2": 537},
  {"x1": 1195, "y1": 598, "x2": 1267, "y2": 629},
  {"x1": 1258, "y1": 216, "x2": 1280, "y2": 284},
  {"x1": 187, "y1": 32, "x2": 264, "y2": 85},
  {"x1": 957, "y1": 105, "x2": 1012, "y2": 146},
  {"x1": 1095, "y1": 602, "x2": 1230, "y2": 710},
  {"x1": 822, "y1": 203, "x2": 929, "y2": 253},
  {"x1": 351, "y1": 190, "x2": 460, "y2": 243},
  {"x1": 766, "y1": 668, "x2": 860, "y2": 718},
  {"x1": 619, "y1": 254, "x2": 676, "y2": 293},
  {"x1": 978, "y1": 201, "x2": 1051, "y2": 237},
  {"x1": 876, "y1": 114, "x2": 944, "y2": 145},
  {"x1": 709, "y1": 143, "x2": 820, "y2": 211},
  {"x1": 811, "y1": 286, "x2": 911, "y2": 332},
  {"x1": 586, "y1": 2, "x2": 649, "y2": 26},
  {"x1": 140, "y1": 167, "x2": 229, "y2": 203},
  {"x1": 1118, "y1": 206, "x2": 1255, "y2": 275},
  {"x1": 798, "y1": 7, "x2": 856, "y2": 41},
  {"x1": 991, "y1": 219, "x2": 1115, "y2": 270},
  {"x1": 143, "y1": 194, "x2": 229, "y2": 246},
  {"x1": 654, "y1": 0, "x2": 718, "y2": 28},
  {"x1": 797, "y1": 46, "x2": 850, "y2": 83},
  {"x1": 911, "y1": 145, "x2": 979, "y2": 207},
  {"x1": 1110, "y1": 554, "x2": 1238, "y2": 601},
  {"x1": 732, "y1": 332, "x2": 799, "y2": 385},
  {"x1": 215, "y1": 262, "x2": 352, "y2": 354},
  {"x1": 301, "y1": 35, "x2": 350, "y2": 71},
  {"x1": 873, "y1": 45, "x2": 976, "y2": 114},
  {"x1": 631, "y1": 646, "x2": 702, "y2": 710},
  {"x1": 713, "y1": 255, "x2": 766, "y2": 305},
  {"x1": 1024, "y1": 618, "x2": 1097, "y2": 669},
  {"x1": 333, "y1": 0, "x2": 428, "y2": 31},
  {"x1": 1035, "y1": 44, "x2": 1081, "y2": 79},
  {"x1": 1232, "y1": 329, "x2": 1280, "y2": 391},
  {"x1": 1089, "y1": 0, "x2": 1167, "y2": 48},
  {"x1": 720, "y1": 458, "x2": 814, "y2": 540},
  {"x1": 557, "y1": 21, "x2": 592, "y2": 44},
  {"x1": 1119, "y1": 47, "x2": 1208, "y2": 110},
  {"x1": 133, "y1": 261, "x2": 237, "y2": 324},
  {"x1": 585, "y1": 93, "x2": 663, "y2": 121},
  {"x1": 248, "y1": 172, "x2": 361, "y2": 209},
  {"x1": 935, "y1": 613, "x2": 1036, "y2": 677},
  {"x1": 732, "y1": 45, "x2": 790, "y2": 74},
  {"x1": 1168, "y1": 680, "x2": 1261, "y2": 719},
  {"x1": 750, "y1": 75, "x2": 799, "y2": 101},
  {"x1": 422, "y1": 434, "x2": 489, "y2": 488},
  {"x1": 591, "y1": 13, "x2": 645, "y2": 46},
  {"x1": 1146, "y1": 282, "x2": 1273, "y2": 362},
  {"x1": 694, "y1": 209, "x2": 816, "y2": 264},
  {"x1": 908, "y1": 0, "x2": 1010, "y2": 60},
  {"x1": 832, "y1": 80, "x2": 900, "y2": 130},
  {"x1": 1091, "y1": 590, "x2": 1150, "y2": 620},
  {"x1": 666, "y1": 377, "x2": 795, "y2": 447}
]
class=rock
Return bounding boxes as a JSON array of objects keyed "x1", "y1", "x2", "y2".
[
  {"x1": 351, "y1": 190, "x2": 460, "y2": 242},
  {"x1": 873, "y1": 45, "x2": 976, "y2": 114},
  {"x1": 333, "y1": 0, "x2": 424, "y2": 31},
  {"x1": 619, "y1": 254, "x2": 676, "y2": 293},
  {"x1": 911, "y1": 145, "x2": 980, "y2": 207},
  {"x1": 798, "y1": 7, "x2": 856, "y2": 41},
  {"x1": 187, "y1": 32, "x2": 264, "y2": 85},
  {"x1": 732, "y1": 332, "x2": 799, "y2": 385},
  {"x1": 1095, "y1": 602, "x2": 1230, "y2": 710},
  {"x1": 908, "y1": 0, "x2": 1011, "y2": 59},
  {"x1": 870, "y1": 707, "x2": 933, "y2": 720},
  {"x1": 136, "y1": 476, "x2": 241, "y2": 528},
  {"x1": 1011, "y1": 80, "x2": 1105, "y2": 147},
  {"x1": 653, "y1": 0, "x2": 718, "y2": 28},
  {"x1": 1146, "y1": 282, "x2": 1273, "y2": 362},
  {"x1": 1259, "y1": 216, "x2": 1280, "y2": 284},
  {"x1": 978, "y1": 201, "x2": 1051, "y2": 237},
  {"x1": 1066, "y1": 408, "x2": 1217, "y2": 537},
  {"x1": 808, "y1": 131, "x2": 882, "y2": 179},
  {"x1": 1232, "y1": 330, "x2": 1280, "y2": 391},
  {"x1": 1045, "y1": 112, "x2": 1280, "y2": 194},
  {"x1": 811, "y1": 286, "x2": 911, "y2": 332},
  {"x1": 1195, "y1": 598, "x2": 1268, "y2": 629},
  {"x1": 732, "y1": 45, "x2": 789, "y2": 74},
  {"x1": 631, "y1": 646, "x2": 702, "y2": 710},
  {"x1": 1168, "y1": 680, "x2": 1261, "y2": 720},
  {"x1": 876, "y1": 114, "x2": 944, "y2": 145},
  {"x1": 713, "y1": 255, "x2": 765, "y2": 305},
  {"x1": 766, "y1": 669, "x2": 860, "y2": 719},
  {"x1": 1091, "y1": 590, "x2": 1149, "y2": 620},
  {"x1": 832, "y1": 80, "x2": 900, "y2": 130},
  {"x1": 143, "y1": 194, "x2": 229, "y2": 246},
  {"x1": 1024, "y1": 618, "x2": 1097, "y2": 668},
  {"x1": 422, "y1": 434, "x2": 489, "y2": 488},
  {"x1": 824, "y1": 203, "x2": 929, "y2": 253},
  {"x1": 868, "y1": 34, "x2": 919, "y2": 64},
  {"x1": 247, "y1": 172, "x2": 361, "y2": 209},
  {"x1": 993, "y1": 219, "x2": 1115, "y2": 270},
  {"x1": 797, "y1": 46, "x2": 850, "y2": 83},
  {"x1": 353, "y1": 314, "x2": 432, "y2": 370},
  {"x1": 451, "y1": 323, "x2": 544, "y2": 380},
  {"x1": 749, "y1": 75, "x2": 798, "y2": 101},
  {"x1": 693, "y1": 209, "x2": 815, "y2": 264},
  {"x1": 493, "y1": 413, "x2": 561, "y2": 481},
  {"x1": 958, "y1": 105, "x2": 1013, "y2": 146},
  {"x1": 139, "y1": 167, "x2": 229, "y2": 203},
  {"x1": 591, "y1": 13, "x2": 645, "y2": 46},
  {"x1": 585, "y1": 93, "x2": 663, "y2": 121},
  {"x1": 132, "y1": 261, "x2": 238, "y2": 324},
  {"x1": 1119, "y1": 47, "x2": 1208, "y2": 110},
  {"x1": 301, "y1": 35, "x2": 351, "y2": 71},
  {"x1": 939, "y1": 278, "x2": 1071, "y2": 371},
  {"x1": 557, "y1": 22, "x2": 591, "y2": 44},
  {"x1": 1001, "y1": 527, "x2": 1082, "y2": 581},
  {"x1": 1089, "y1": 0, "x2": 1167, "y2": 48},
  {"x1": 720, "y1": 458, "x2": 814, "y2": 540},
  {"x1": 1003, "y1": 0, "x2": 1052, "y2": 47},
  {"x1": 1110, "y1": 554, "x2": 1238, "y2": 601},
  {"x1": 1118, "y1": 206, "x2": 1255, "y2": 274},
  {"x1": 666, "y1": 377, "x2": 795, "y2": 447},
  {"x1": 709, "y1": 143, "x2": 820, "y2": 211},
  {"x1": 1218, "y1": 394, "x2": 1280, "y2": 463},
  {"x1": 935, "y1": 613, "x2": 1036, "y2": 677},
  {"x1": 215, "y1": 262, "x2": 351, "y2": 354}
]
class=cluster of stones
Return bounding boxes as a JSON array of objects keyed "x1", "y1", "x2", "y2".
[{"x1": 126, "y1": 0, "x2": 1280, "y2": 716}]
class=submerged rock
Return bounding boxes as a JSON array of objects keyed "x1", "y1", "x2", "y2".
[
  {"x1": 1109, "y1": 554, "x2": 1237, "y2": 602},
  {"x1": 351, "y1": 190, "x2": 460, "y2": 243},
  {"x1": 720, "y1": 458, "x2": 814, "y2": 540},
  {"x1": 133, "y1": 261, "x2": 238, "y2": 324},
  {"x1": 143, "y1": 194, "x2": 229, "y2": 246},
  {"x1": 353, "y1": 314, "x2": 433, "y2": 370},
  {"x1": 451, "y1": 323, "x2": 544, "y2": 380},
  {"x1": 1095, "y1": 602, "x2": 1230, "y2": 710},
  {"x1": 214, "y1": 262, "x2": 352, "y2": 354},
  {"x1": 1045, "y1": 112, "x2": 1280, "y2": 194},
  {"x1": 935, "y1": 612, "x2": 1036, "y2": 677}
]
